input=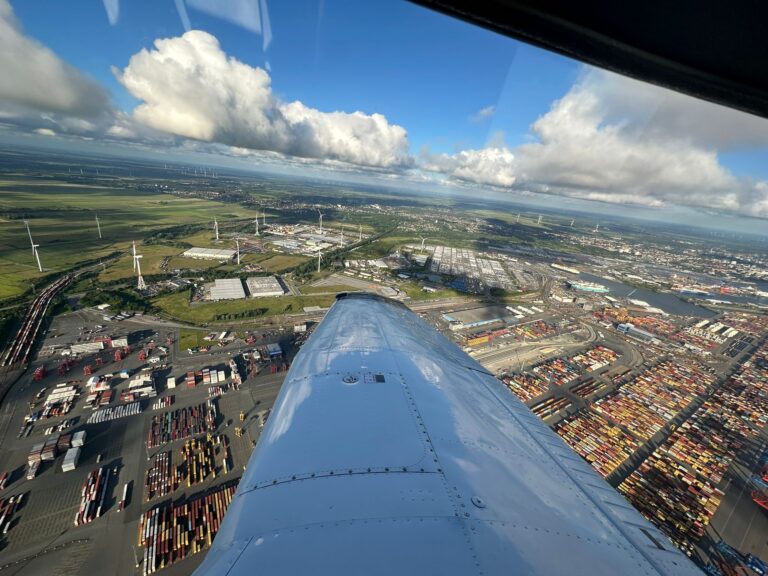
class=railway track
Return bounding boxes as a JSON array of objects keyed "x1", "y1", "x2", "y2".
[{"x1": 1, "y1": 256, "x2": 123, "y2": 368}]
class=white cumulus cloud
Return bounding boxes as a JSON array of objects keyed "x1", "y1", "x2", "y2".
[
  {"x1": 421, "y1": 147, "x2": 516, "y2": 187},
  {"x1": 513, "y1": 68, "x2": 768, "y2": 217},
  {"x1": 0, "y1": 0, "x2": 110, "y2": 118},
  {"x1": 116, "y1": 30, "x2": 411, "y2": 168}
]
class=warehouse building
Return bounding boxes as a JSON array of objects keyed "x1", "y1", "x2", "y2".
[
  {"x1": 209, "y1": 278, "x2": 246, "y2": 301},
  {"x1": 182, "y1": 247, "x2": 236, "y2": 260},
  {"x1": 246, "y1": 276, "x2": 285, "y2": 298},
  {"x1": 617, "y1": 322, "x2": 655, "y2": 341}
]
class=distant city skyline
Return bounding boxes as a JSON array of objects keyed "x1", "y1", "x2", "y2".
[{"x1": 2, "y1": 0, "x2": 768, "y2": 223}]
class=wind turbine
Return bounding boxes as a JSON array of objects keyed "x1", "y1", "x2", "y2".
[
  {"x1": 570, "y1": 219, "x2": 575, "y2": 227},
  {"x1": 516, "y1": 213, "x2": 521, "y2": 223},
  {"x1": 340, "y1": 224, "x2": 345, "y2": 247},
  {"x1": 358, "y1": 224, "x2": 362, "y2": 242},
  {"x1": 537, "y1": 215, "x2": 542, "y2": 225},
  {"x1": 235, "y1": 238, "x2": 241, "y2": 265},
  {"x1": 593, "y1": 223, "x2": 600, "y2": 233},
  {"x1": 420, "y1": 237, "x2": 427, "y2": 251},
  {"x1": 23, "y1": 220, "x2": 34, "y2": 253},
  {"x1": 95, "y1": 213, "x2": 102, "y2": 239},
  {"x1": 132, "y1": 241, "x2": 137, "y2": 272},
  {"x1": 134, "y1": 254, "x2": 147, "y2": 290},
  {"x1": 214, "y1": 218, "x2": 220, "y2": 241},
  {"x1": 318, "y1": 210, "x2": 324, "y2": 234},
  {"x1": 262, "y1": 210, "x2": 266, "y2": 226},
  {"x1": 31, "y1": 243, "x2": 42, "y2": 273},
  {"x1": 317, "y1": 251, "x2": 323, "y2": 273}
]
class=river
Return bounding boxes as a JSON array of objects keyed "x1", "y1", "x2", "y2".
[{"x1": 579, "y1": 273, "x2": 717, "y2": 318}]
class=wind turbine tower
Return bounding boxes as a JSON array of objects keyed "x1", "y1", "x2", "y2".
[
  {"x1": 340, "y1": 224, "x2": 345, "y2": 247},
  {"x1": 593, "y1": 223, "x2": 600, "y2": 233},
  {"x1": 95, "y1": 214, "x2": 102, "y2": 239},
  {"x1": 570, "y1": 219, "x2": 575, "y2": 227},
  {"x1": 420, "y1": 237, "x2": 427, "y2": 251},
  {"x1": 358, "y1": 224, "x2": 362, "y2": 242},
  {"x1": 516, "y1": 213, "x2": 521, "y2": 223},
  {"x1": 135, "y1": 254, "x2": 147, "y2": 290},
  {"x1": 235, "y1": 238, "x2": 241, "y2": 265},
  {"x1": 23, "y1": 220, "x2": 34, "y2": 253},
  {"x1": 318, "y1": 210, "x2": 324, "y2": 234},
  {"x1": 214, "y1": 218, "x2": 220, "y2": 241},
  {"x1": 537, "y1": 214, "x2": 542, "y2": 225},
  {"x1": 31, "y1": 244, "x2": 42, "y2": 273},
  {"x1": 254, "y1": 218, "x2": 260, "y2": 236},
  {"x1": 262, "y1": 210, "x2": 266, "y2": 226},
  {"x1": 317, "y1": 251, "x2": 322, "y2": 273},
  {"x1": 132, "y1": 241, "x2": 137, "y2": 272}
]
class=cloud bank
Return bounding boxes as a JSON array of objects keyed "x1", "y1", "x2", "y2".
[
  {"x1": 0, "y1": 1, "x2": 110, "y2": 118},
  {"x1": 0, "y1": 0, "x2": 766, "y2": 219},
  {"x1": 117, "y1": 31, "x2": 411, "y2": 168},
  {"x1": 421, "y1": 147, "x2": 515, "y2": 187},
  {"x1": 424, "y1": 69, "x2": 768, "y2": 218}
]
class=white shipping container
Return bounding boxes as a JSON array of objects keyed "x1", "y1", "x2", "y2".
[
  {"x1": 72, "y1": 430, "x2": 87, "y2": 447},
  {"x1": 166, "y1": 376, "x2": 176, "y2": 389},
  {"x1": 62, "y1": 447, "x2": 81, "y2": 472}
]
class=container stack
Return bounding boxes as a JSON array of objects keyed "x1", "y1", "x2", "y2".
[
  {"x1": 86, "y1": 401, "x2": 142, "y2": 424},
  {"x1": 138, "y1": 482, "x2": 238, "y2": 575},
  {"x1": 145, "y1": 452, "x2": 177, "y2": 501},
  {"x1": 146, "y1": 401, "x2": 218, "y2": 449},
  {"x1": 62, "y1": 446, "x2": 81, "y2": 472},
  {"x1": 74, "y1": 466, "x2": 111, "y2": 526}
]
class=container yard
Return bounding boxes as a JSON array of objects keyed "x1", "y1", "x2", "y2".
[
  {"x1": 138, "y1": 482, "x2": 238, "y2": 575},
  {"x1": 0, "y1": 303, "x2": 291, "y2": 574},
  {"x1": 500, "y1": 373, "x2": 549, "y2": 402},
  {"x1": 555, "y1": 411, "x2": 642, "y2": 478},
  {"x1": 592, "y1": 359, "x2": 716, "y2": 440},
  {"x1": 179, "y1": 435, "x2": 229, "y2": 487},
  {"x1": 86, "y1": 401, "x2": 143, "y2": 424},
  {"x1": 570, "y1": 377, "x2": 607, "y2": 398},
  {"x1": 146, "y1": 401, "x2": 218, "y2": 449},
  {"x1": 530, "y1": 396, "x2": 571, "y2": 419},
  {"x1": 146, "y1": 452, "x2": 177, "y2": 501},
  {"x1": 0, "y1": 492, "x2": 24, "y2": 538},
  {"x1": 74, "y1": 466, "x2": 113, "y2": 526}
]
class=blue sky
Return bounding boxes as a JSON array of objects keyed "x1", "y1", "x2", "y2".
[
  {"x1": 3, "y1": 0, "x2": 768, "y2": 224},
  {"x1": 11, "y1": 0, "x2": 579, "y2": 153}
]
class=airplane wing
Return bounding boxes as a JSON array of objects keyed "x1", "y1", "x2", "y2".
[{"x1": 194, "y1": 292, "x2": 702, "y2": 575}]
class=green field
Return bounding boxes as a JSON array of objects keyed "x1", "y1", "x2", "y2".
[
  {"x1": 153, "y1": 290, "x2": 335, "y2": 325},
  {"x1": 401, "y1": 283, "x2": 464, "y2": 301},
  {"x1": 300, "y1": 284, "x2": 353, "y2": 294},
  {"x1": 178, "y1": 328, "x2": 210, "y2": 350},
  {"x1": 0, "y1": 179, "x2": 260, "y2": 300},
  {"x1": 257, "y1": 254, "x2": 309, "y2": 272}
]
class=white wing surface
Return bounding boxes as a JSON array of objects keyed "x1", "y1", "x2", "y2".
[{"x1": 195, "y1": 292, "x2": 702, "y2": 576}]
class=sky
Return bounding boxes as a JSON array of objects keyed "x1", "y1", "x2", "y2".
[{"x1": 2, "y1": 0, "x2": 768, "y2": 228}]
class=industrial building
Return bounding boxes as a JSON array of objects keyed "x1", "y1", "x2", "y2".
[
  {"x1": 246, "y1": 276, "x2": 285, "y2": 298},
  {"x1": 209, "y1": 278, "x2": 246, "y2": 301},
  {"x1": 617, "y1": 322, "x2": 655, "y2": 341},
  {"x1": 182, "y1": 247, "x2": 236, "y2": 260}
]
